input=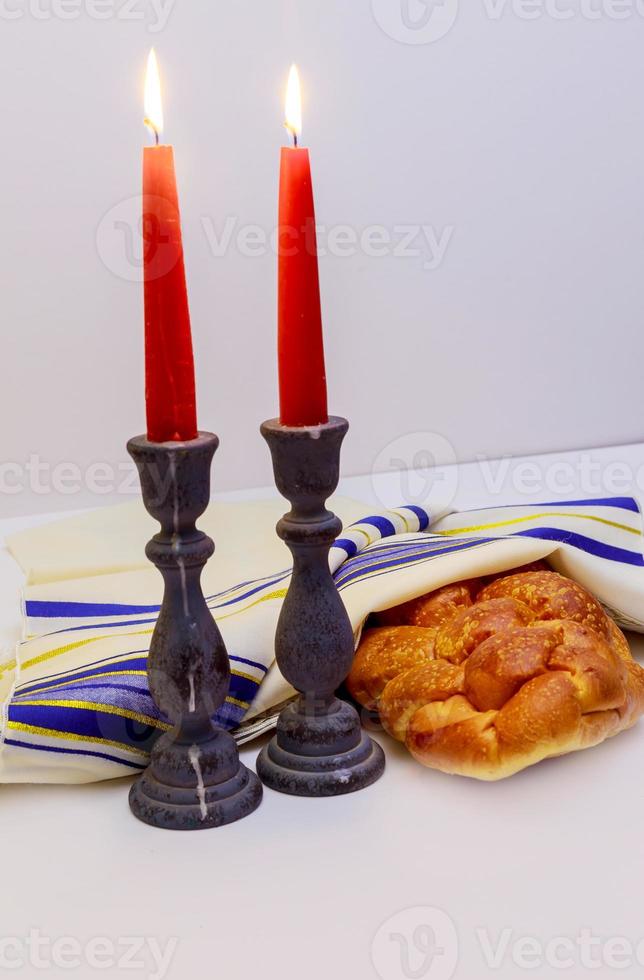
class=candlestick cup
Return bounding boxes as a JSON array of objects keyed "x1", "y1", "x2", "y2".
[
  {"x1": 257, "y1": 416, "x2": 385, "y2": 796},
  {"x1": 127, "y1": 432, "x2": 262, "y2": 830}
]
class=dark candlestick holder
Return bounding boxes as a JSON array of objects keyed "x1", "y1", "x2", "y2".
[
  {"x1": 127, "y1": 432, "x2": 262, "y2": 830},
  {"x1": 257, "y1": 416, "x2": 385, "y2": 797}
]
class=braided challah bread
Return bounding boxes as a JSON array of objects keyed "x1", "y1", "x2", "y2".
[{"x1": 348, "y1": 568, "x2": 644, "y2": 780}]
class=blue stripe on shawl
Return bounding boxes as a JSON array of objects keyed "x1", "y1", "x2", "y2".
[
  {"x1": 14, "y1": 651, "x2": 150, "y2": 693},
  {"x1": 229, "y1": 654, "x2": 269, "y2": 674},
  {"x1": 16, "y1": 658, "x2": 150, "y2": 697},
  {"x1": 332, "y1": 538, "x2": 359, "y2": 558},
  {"x1": 213, "y1": 573, "x2": 290, "y2": 609},
  {"x1": 403, "y1": 505, "x2": 431, "y2": 530},
  {"x1": 14, "y1": 682, "x2": 152, "y2": 702},
  {"x1": 539, "y1": 497, "x2": 640, "y2": 513},
  {"x1": 24, "y1": 572, "x2": 291, "y2": 623},
  {"x1": 14, "y1": 673, "x2": 259, "y2": 713},
  {"x1": 8, "y1": 703, "x2": 162, "y2": 746},
  {"x1": 27, "y1": 614, "x2": 157, "y2": 635},
  {"x1": 225, "y1": 674, "x2": 261, "y2": 704},
  {"x1": 215, "y1": 700, "x2": 248, "y2": 729},
  {"x1": 8, "y1": 691, "x2": 245, "y2": 747},
  {"x1": 359, "y1": 516, "x2": 397, "y2": 537},
  {"x1": 335, "y1": 537, "x2": 451, "y2": 567},
  {"x1": 459, "y1": 497, "x2": 641, "y2": 515},
  {"x1": 25, "y1": 600, "x2": 160, "y2": 619},
  {"x1": 331, "y1": 505, "x2": 431, "y2": 559},
  {"x1": 515, "y1": 528, "x2": 644, "y2": 566},
  {"x1": 334, "y1": 538, "x2": 495, "y2": 588},
  {"x1": 204, "y1": 570, "x2": 290, "y2": 603},
  {"x1": 3, "y1": 739, "x2": 146, "y2": 770},
  {"x1": 333, "y1": 537, "x2": 475, "y2": 582}
]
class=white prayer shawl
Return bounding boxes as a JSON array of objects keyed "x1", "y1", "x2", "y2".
[{"x1": 1, "y1": 495, "x2": 642, "y2": 784}]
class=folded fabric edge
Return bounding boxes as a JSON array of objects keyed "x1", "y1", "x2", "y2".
[{"x1": 0, "y1": 641, "x2": 20, "y2": 763}]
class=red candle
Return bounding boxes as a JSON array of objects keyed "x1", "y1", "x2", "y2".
[
  {"x1": 278, "y1": 65, "x2": 329, "y2": 428},
  {"x1": 142, "y1": 49, "x2": 197, "y2": 444}
]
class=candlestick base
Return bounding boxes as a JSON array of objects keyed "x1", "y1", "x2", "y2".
[
  {"x1": 256, "y1": 695, "x2": 385, "y2": 797},
  {"x1": 129, "y1": 728, "x2": 262, "y2": 832}
]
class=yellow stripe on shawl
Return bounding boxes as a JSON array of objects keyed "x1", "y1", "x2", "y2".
[
  {"x1": 15, "y1": 666, "x2": 259, "y2": 699},
  {"x1": 389, "y1": 510, "x2": 412, "y2": 533},
  {"x1": 20, "y1": 628, "x2": 155, "y2": 673},
  {"x1": 336, "y1": 539, "x2": 492, "y2": 590},
  {"x1": 14, "y1": 699, "x2": 169, "y2": 729},
  {"x1": 14, "y1": 695, "x2": 250, "y2": 719},
  {"x1": 14, "y1": 670, "x2": 148, "y2": 697},
  {"x1": 213, "y1": 587, "x2": 288, "y2": 622},
  {"x1": 227, "y1": 697, "x2": 250, "y2": 710},
  {"x1": 434, "y1": 512, "x2": 641, "y2": 538},
  {"x1": 7, "y1": 721, "x2": 151, "y2": 755},
  {"x1": 14, "y1": 650, "x2": 148, "y2": 689}
]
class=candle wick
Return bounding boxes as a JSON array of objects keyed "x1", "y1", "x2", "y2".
[
  {"x1": 144, "y1": 118, "x2": 160, "y2": 146},
  {"x1": 293, "y1": 132, "x2": 298, "y2": 148}
]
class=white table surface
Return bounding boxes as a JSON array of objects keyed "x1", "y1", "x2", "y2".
[{"x1": 2, "y1": 443, "x2": 644, "y2": 980}]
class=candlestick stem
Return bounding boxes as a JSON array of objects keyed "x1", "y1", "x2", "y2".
[
  {"x1": 127, "y1": 432, "x2": 262, "y2": 830},
  {"x1": 257, "y1": 416, "x2": 385, "y2": 796}
]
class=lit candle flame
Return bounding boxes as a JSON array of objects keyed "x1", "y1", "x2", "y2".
[
  {"x1": 144, "y1": 48, "x2": 163, "y2": 143},
  {"x1": 284, "y1": 64, "x2": 302, "y2": 146}
]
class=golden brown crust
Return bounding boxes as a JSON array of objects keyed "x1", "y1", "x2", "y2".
[
  {"x1": 463, "y1": 626, "x2": 556, "y2": 711},
  {"x1": 607, "y1": 618, "x2": 632, "y2": 662},
  {"x1": 407, "y1": 706, "x2": 499, "y2": 778},
  {"x1": 349, "y1": 569, "x2": 644, "y2": 780},
  {"x1": 543, "y1": 621, "x2": 627, "y2": 713},
  {"x1": 347, "y1": 626, "x2": 436, "y2": 710},
  {"x1": 375, "y1": 579, "x2": 481, "y2": 629},
  {"x1": 479, "y1": 571, "x2": 612, "y2": 639},
  {"x1": 434, "y1": 597, "x2": 534, "y2": 665},
  {"x1": 379, "y1": 661, "x2": 464, "y2": 742},
  {"x1": 620, "y1": 660, "x2": 644, "y2": 727}
]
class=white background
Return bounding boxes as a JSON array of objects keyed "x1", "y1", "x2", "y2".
[{"x1": 2, "y1": 0, "x2": 643, "y2": 517}]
